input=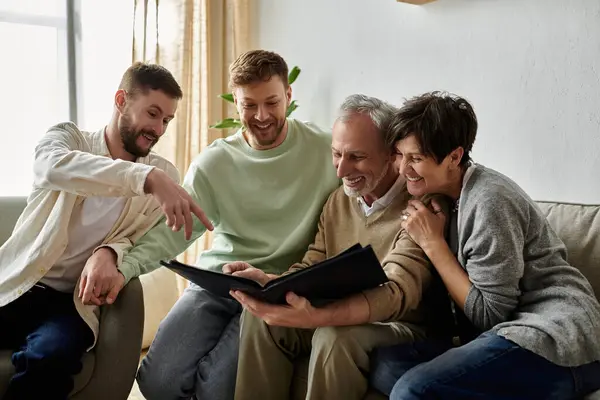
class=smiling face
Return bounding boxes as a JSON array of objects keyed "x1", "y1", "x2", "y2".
[
  {"x1": 117, "y1": 89, "x2": 178, "y2": 158},
  {"x1": 233, "y1": 75, "x2": 291, "y2": 150},
  {"x1": 331, "y1": 113, "x2": 397, "y2": 201},
  {"x1": 394, "y1": 134, "x2": 463, "y2": 198}
]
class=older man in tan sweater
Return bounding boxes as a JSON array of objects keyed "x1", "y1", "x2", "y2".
[{"x1": 227, "y1": 94, "x2": 450, "y2": 400}]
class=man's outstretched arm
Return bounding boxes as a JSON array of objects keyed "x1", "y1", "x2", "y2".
[
  {"x1": 118, "y1": 164, "x2": 219, "y2": 283},
  {"x1": 35, "y1": 123, "x2": 213, "y2": 236}
]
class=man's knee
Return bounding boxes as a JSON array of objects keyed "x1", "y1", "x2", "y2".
[
  {"x1": 240, "y1": 309, "x2": 280, "y2": 342},
  {"x1": 22, "y1": 323, "x2": 89, "y2": 372},
  {"x1": 137, "y1": 358, "x2": 189, "y2": 400},
  {"x1": 239, "y1": 309, "x2": 265, "y2": 333},
  {"x1": 312, "y1": 326, "x2": 358, "y2": 356},
  {"x1": 28, "y1": 335, "x2": 78, "y2": 361}
]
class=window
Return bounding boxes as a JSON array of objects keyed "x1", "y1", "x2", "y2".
[
  {"x1": 0, "y1": 0, "x2": 70, "y2": 196},
  {"x1": 0, "y1": 0, "x2": 133, "y2": 196}
]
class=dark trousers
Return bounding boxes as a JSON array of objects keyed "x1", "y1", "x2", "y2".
[
  {"x1": 0, "y1": 284, "x2": 94, "y2": 400},
  {"x1": 370, "y1": 331, "x2": 600, "y2": 400}
]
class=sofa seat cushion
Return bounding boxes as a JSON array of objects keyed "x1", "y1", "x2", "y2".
[
  {"x1": 139, "y1": 267, "x2": 181, "y2": 349},
  {"x1": 0, "y1": 349, "x2": 95, "y2": 397}
]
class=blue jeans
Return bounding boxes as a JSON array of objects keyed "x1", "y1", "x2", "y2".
[
  {"x1": 370, "y1": 331, "x2": 600, "y2": 400},
  {"x1": 0, "y1": 283, "x2": 94, "y2": 400},
  {"x1": 137, "y1": 284, "x2": 241, "y2": 400}
]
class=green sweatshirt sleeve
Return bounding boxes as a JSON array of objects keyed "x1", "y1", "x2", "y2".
[{"x1": 118, "y1": 161, "x2": 219, "y2": 283}]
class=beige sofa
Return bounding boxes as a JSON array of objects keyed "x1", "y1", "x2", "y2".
[
  {"x1": 291, "y1": 201, "x2": 600, "y2": 400},
  {"x1": 0, "y1": 197, "x2": 145, "y2": 400},
  {"x1": 2, "y1": 196, "x2": 599, "y2": 399}
]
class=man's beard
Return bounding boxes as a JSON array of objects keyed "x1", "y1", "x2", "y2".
[
  {"x1": 119, "y1": 116, "x2": 158, "y2": 158},
  {"x1": 244, "y1": 118, "x2": 285, "y2": 147},
  {"x1": 343, "y1": 163, "x2": 391, "y2": 198}
]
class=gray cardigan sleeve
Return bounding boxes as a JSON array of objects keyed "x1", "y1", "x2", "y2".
[{"x1": 461, "y1": 190, "x2": 529, "y2": 331}]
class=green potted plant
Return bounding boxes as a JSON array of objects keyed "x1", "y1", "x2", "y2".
[{"x1": 210, "y1": 66, "x2": 301, "y2": 130}]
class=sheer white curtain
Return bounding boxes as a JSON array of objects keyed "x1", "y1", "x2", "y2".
[{"x1": 132, "y1": 0, "x2": 252, "y2": 347}]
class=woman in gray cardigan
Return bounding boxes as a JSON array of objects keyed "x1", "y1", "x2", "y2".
[{"x1": 370, "y1": 92, "x2": 600, "y2": 399}]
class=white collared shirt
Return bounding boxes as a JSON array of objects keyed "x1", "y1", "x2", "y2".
[
  {"x1": 357, "y1": 177, "x2": 406, "y2": 217},
  {"x1": 41, "y1": 196, "x2": 127, "y2": 292}
]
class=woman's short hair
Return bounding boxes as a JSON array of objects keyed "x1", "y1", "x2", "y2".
[{"x1": 390, "y1": 91, "x2": 477, "y2": 166}]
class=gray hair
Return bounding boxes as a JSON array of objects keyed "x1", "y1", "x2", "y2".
[{"x1": 336, "y1": 94, "x2": 398, "y2": 150}]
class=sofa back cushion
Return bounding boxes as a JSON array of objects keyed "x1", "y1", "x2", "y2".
[
  {"x1": 0, "y1": 197, "x2": 26, "y2": 247},
  {"x1": 537, "y1": 201, "x2": 600, "y2": 299}
]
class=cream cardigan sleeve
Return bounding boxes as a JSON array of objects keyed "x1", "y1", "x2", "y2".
[{"x1": 33, "y1": 122, "x2": 155, "y2": 197}]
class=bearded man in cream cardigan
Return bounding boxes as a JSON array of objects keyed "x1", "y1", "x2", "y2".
[{"x1": 0, "y1": 62, "x2": 212, "y2": 400}]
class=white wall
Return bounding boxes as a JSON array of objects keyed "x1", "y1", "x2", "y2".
[
  {"x1": 77, "y1": 0, "x2": 134, "y2": 131},
  {"x1": 253, "y1": 0, "x2": 600, "y2": 204}
]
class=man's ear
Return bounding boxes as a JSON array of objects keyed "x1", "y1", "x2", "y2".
[
  {"x1": 114, "y1": 89, "x2": 127, "y2": 113},
  {"x1": 286, "y1": 85, "x2": 292, "y2": 107},
  {"x1": 232, "y1": 89, "x2": 243, "y2": 115}
]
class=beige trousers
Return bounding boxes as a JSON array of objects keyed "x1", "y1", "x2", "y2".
[{"x1": 234, "y1": 310, "x2": 424, "y2": 400}]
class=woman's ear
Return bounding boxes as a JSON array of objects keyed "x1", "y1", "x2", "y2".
[{"x1": 449, "y1": 147, "x2": 465, "y2": 167}]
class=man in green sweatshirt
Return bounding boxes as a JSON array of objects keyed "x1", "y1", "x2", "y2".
[{"x1": 125, "y1": 50, "x2": 339, "y2": 400}]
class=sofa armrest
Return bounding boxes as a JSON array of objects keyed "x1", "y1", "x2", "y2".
[{"x1": 72, "y1": 278, "x2": 145, "y2": 400}]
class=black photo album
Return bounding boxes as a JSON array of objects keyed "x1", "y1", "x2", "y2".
[{"x1": 160, "y1": 243, "x2": 388, "y2": 307}]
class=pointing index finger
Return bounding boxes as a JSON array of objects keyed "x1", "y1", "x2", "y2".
[{"x1": 191, "y1": 202, "x2": 214, "y2": 231}]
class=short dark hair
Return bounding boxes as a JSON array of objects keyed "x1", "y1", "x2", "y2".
[
  {"x1": 229, "y1": 50, "x2": 289, "y2": 89},
  {"x1": 118, "y1": 62, "x2": 183, "y2": 99},
  {"x1": 390, "y1": 91, "x2": 477, "y2": 166}
]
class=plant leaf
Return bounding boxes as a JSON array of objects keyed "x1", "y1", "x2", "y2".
[
  {"x1": 210, "y1": 118, "x2": 242, "y2": 129},
  {"x1": 219, "y1": 93, "x2": 235, "y2": 103},
  {"x1": 286, "y1": 100, "x2": 298, "y2": 117},
  {"x1": 288, "y1": 66, "x2": 301, "y2": 85}
]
